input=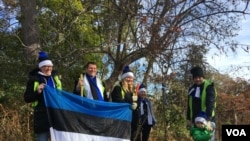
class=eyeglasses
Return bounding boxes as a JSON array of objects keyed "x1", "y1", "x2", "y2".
[{"x1": 43, "y1": 66, "x2": 53, "y2": 68}]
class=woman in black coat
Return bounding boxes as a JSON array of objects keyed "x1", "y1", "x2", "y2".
[
  {"x1": 110, "y1": 66, "x2": 140, "y2": 141},
  {"x1": 24, "y1": 51, "x2": 62, "y2": 141}
]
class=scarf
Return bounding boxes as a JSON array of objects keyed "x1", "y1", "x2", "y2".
[
  {"x1": 85, "y1": 74, "x2": 104, "y2": 101},
  {"x1": 188, "y1": 86, "x2": 201, "y2": 98},
  {"x1": 38, "y1": 71, "x2": 55, "y2": 88},
  {"x1": 140, "y1": 99, "x2": 153, "y2": 125}
]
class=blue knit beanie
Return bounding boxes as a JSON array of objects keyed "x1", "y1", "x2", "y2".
[
  {"x1": 139, "y1": 83, "x2": 147, "y2": 92},
  {"x1": 121, "y1": 66, "x2": 134, "y2": 79},
  {"x1": 38, "y1": 51, "x2": 53, "y2": 68}
]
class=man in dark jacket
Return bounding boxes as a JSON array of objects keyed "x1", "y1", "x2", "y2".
[
  {"x1": 186, "y1": 66, "x2": 216, "y2": 141},
  {"x1": 24, "y1": 51, "x2": 62, "y2": 141}
]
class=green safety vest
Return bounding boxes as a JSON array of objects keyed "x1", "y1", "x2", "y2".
[
  {"x1": 32, "y1": 75, "x2": 62, "y2": 107},
  {"x1": 112, "y1": 82, "x2": 137, "y2": 100},
  {"x1": 189, "y1": 79, "x2": 217, "y2": 119},
  {"x1": 112, "y1": 82, "x2": 126, "y2": 100}
]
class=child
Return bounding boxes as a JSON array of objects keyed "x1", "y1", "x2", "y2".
[{"x1": 190, "y1": 112, "x2": 214, "y2": 141}]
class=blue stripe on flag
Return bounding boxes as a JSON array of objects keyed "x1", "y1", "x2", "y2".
[{"x1": 43, "y1": 85, "x2": 132, "y2": 122}]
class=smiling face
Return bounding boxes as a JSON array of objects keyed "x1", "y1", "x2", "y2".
[
  {"x1": 195, "y1": 122, "x2": 206, "y2": 128},
  {"x1": 139, "y1": 90, "x2": 147, "y2": 99},
  {"x1": 193, "y1": 76, "x2": 204, "y2": 85},
  {"x1": 121, "y1": 76, "x2": 134, "y2": 92},
  {"x1": 40, "y1": 65, "x2": 53, "y2": 76},
  {"x1": 85, "y1": 63, "x2": 97, "y2": 77},
  {"x1": 124, "y1": 76, "x2": 134, "y2": 85}
]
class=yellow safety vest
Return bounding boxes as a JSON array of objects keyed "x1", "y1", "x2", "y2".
[{"x1": 32, "y1": 75, "x2": 62, "y2": 107}]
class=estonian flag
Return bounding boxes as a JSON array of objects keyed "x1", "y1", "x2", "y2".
[{"x1": 43, "y1": 85, "x2": 132, "y2": 141}]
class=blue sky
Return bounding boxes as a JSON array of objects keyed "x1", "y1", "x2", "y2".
[{"x1": 207, "y1": 14, "x2": 250, "y2": 80}]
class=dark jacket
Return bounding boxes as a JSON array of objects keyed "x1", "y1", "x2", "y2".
[
  {"x1": 24, "y1": 68, "x2": 61, "y2": 133},
  {"x1": 187, "y1": 80, "x2": 216, "y2": 123},
  {"x1": 139, "y1": 97, "x2": 156, "y2": 126},
  {"x1": 111, "y1": 82, "x2": 134, "y2": 103},
  {"x1": 110, "y1": 81, "x2": 140, "y2": 140}
]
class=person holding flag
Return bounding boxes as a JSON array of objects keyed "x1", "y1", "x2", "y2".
[
  {"x1": 23, "y1": 51, "x2": 62, "y2": 141},
  {"x1": 110, "y1": 65, "x2": 140, "y2": 141}
]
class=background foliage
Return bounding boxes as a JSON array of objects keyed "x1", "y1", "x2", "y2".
[{"x1": 0, "y1": 0, "x2": 250, "y2": 140}]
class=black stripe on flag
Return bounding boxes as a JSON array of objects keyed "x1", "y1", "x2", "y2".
[
  {"x1": 47, "y1": 107, "x2": 131, "y2": 139},
  {"x1": 43, "y1": 85, "x2": 132, "y2": 141}
]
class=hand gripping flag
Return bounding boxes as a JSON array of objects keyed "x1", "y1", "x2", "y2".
[{"x1": 43, "y1": 85, "x2": 132, "y2": 141}]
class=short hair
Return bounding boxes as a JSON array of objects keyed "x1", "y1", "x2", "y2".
[{"x1": 84, "y1": 62, "x2": 97, "y2": 69}]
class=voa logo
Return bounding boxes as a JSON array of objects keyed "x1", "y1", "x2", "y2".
[{"x1": 226, "y1": 129, "x2": 246, "y2": 136}]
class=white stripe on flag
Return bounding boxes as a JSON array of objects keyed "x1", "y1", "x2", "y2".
[{"x1": 50, "y1": 128, "x2": 130, "y2": 141}]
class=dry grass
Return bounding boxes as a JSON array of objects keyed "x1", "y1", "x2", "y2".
[{"x1": 0, "y1": 104, "x2": 33, "y2": 141}]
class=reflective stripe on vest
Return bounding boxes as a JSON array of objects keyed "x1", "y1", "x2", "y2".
[
  {"x1": 121, "y1": 89, "x2": 125, "y2": 99},
  {"x1": 201, "y1": 80, "x2": 216, "y2": 118},
  {"x1": 31, "y1": 82, "x2": 39, "y2": 107},
  {"x1": 54, "y1": 76, "x2": 62, "y2": 90}
]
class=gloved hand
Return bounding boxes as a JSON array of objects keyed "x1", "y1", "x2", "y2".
[
  {"x1": 131, "y1": 102, "x2": 138, "y2": 110},
  {"x1": 132, "y1": 95, "x2": 138, "y2": 102},
  {"x1": 207, "y1": 121, "x2": 213, "y2": 131}
]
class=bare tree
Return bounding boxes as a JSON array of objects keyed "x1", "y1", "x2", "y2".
[{"x1": 93, "y1": 0, "x2": 250, "y2": 89}]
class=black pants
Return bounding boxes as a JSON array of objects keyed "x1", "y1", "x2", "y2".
[
  {"x1": 131, "y1": 109, "x2": 140, "y2": 141},
  {"x1": 136, "y1": 124, "x2": 152, "y2": 141}
]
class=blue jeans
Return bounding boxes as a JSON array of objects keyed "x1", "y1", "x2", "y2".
[{"x1": 37, "y1": 132, "x2": 50, "y2": 141}]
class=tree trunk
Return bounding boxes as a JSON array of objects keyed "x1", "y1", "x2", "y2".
[{"x1": 19, "y1": 0, "x2": 40, "y2": 63}]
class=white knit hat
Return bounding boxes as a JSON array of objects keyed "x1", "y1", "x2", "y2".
[
  {"x1": 195, "y1": 112, "x2": 207, "y2": 125},
  {"x1": 139, "y1": 83, "x2": 147, "y2": 93},
  {"x1": 195, "y1": 117, "x2": 207, "y2": 125},
  {"x1": 121, "y1": 66, "x2": 134, "y2": 79},
  {"x1": 38, "y1": 51, "x2": 53, "y2": 68}
]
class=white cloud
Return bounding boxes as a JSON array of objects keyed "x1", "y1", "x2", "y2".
[{"x1": 207, "y1": 14, "x2": 250, "y2": 80}]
